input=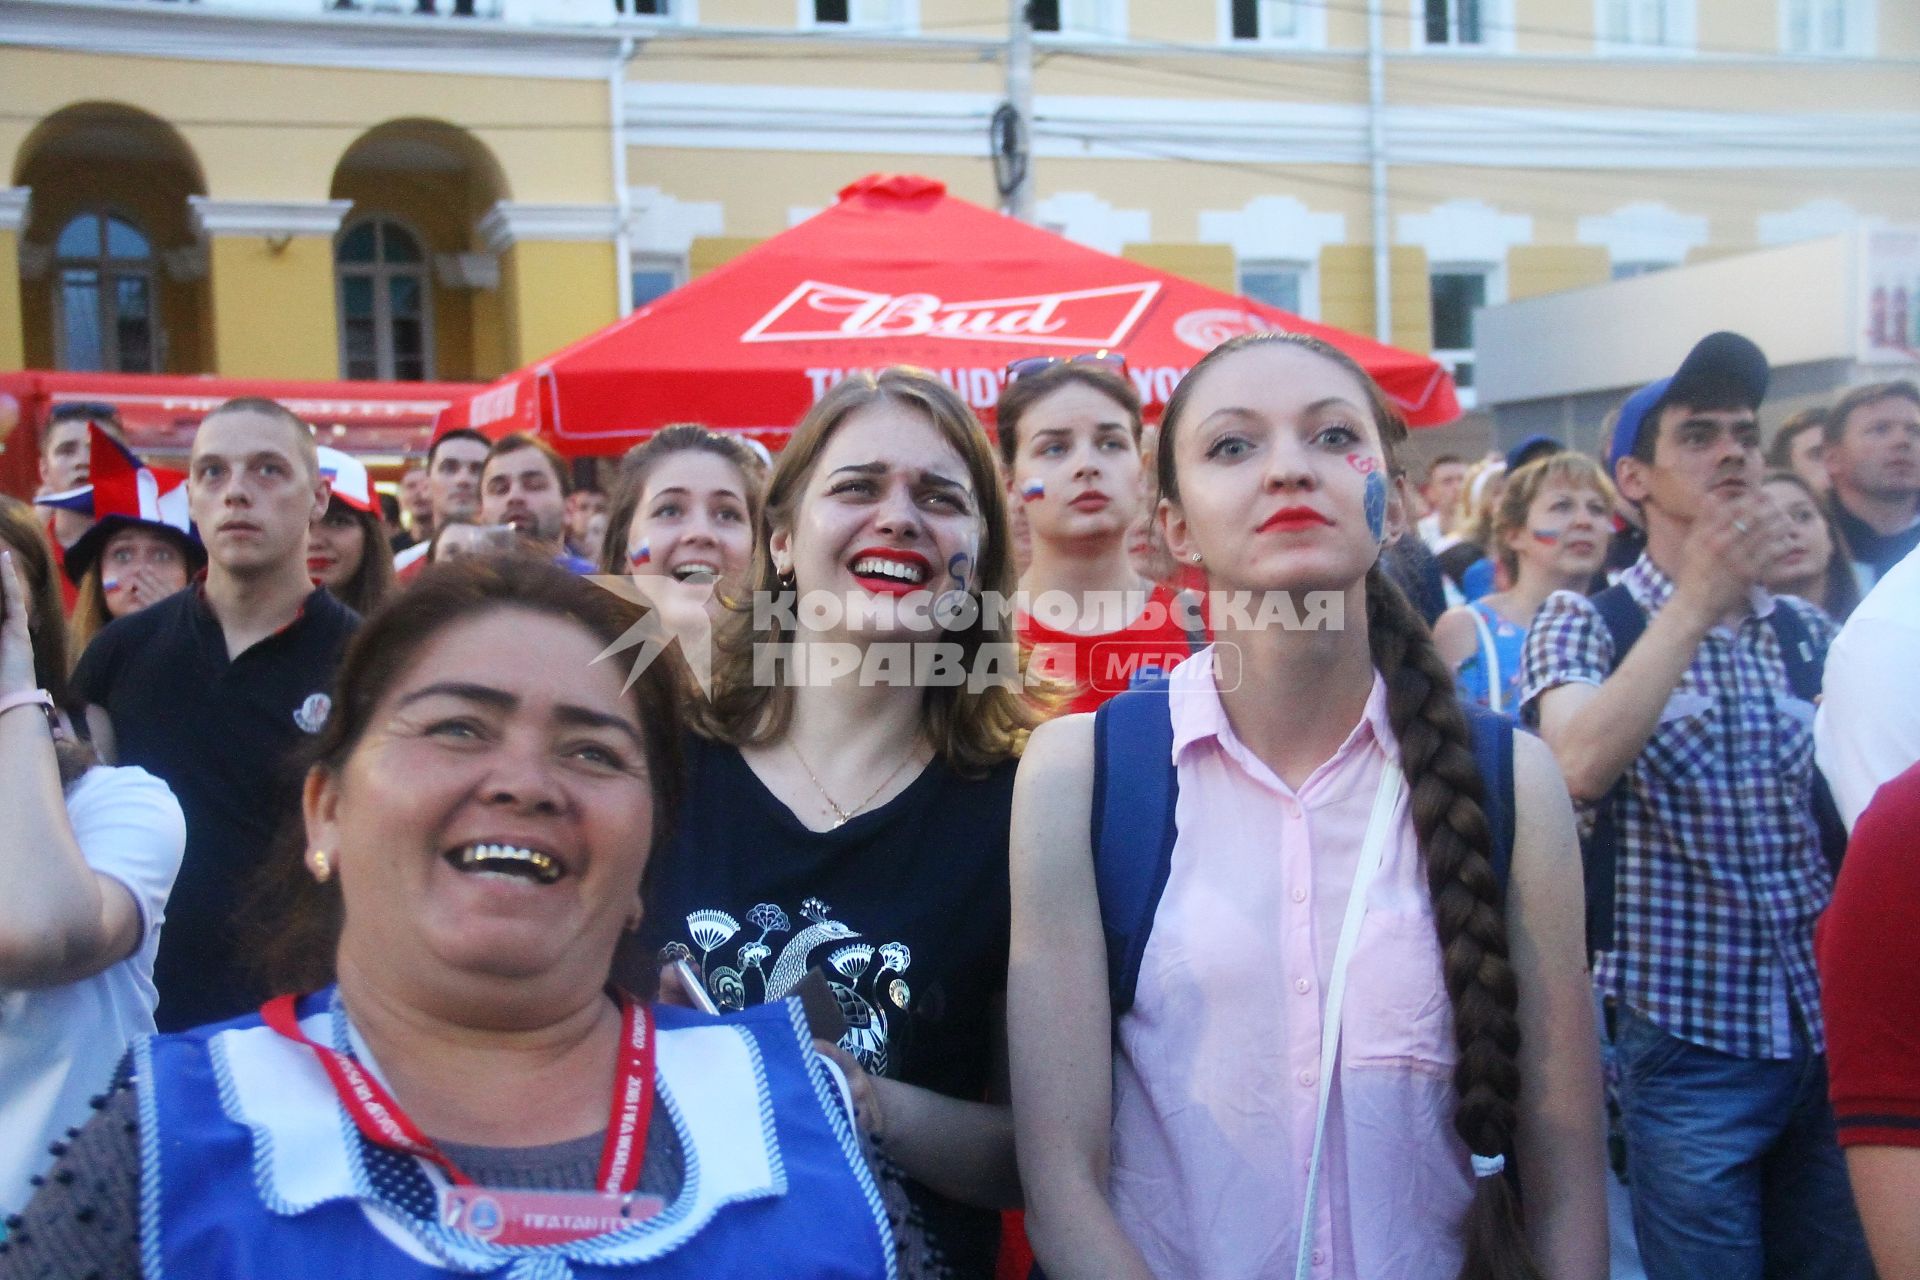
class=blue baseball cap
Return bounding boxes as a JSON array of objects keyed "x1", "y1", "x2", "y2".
[
  {"x1": 1605, "y1": 332, "x2": 1769, "y2": 483},
  {"x1": 1505, "y1": 434, "x2": 1563, "y2": 474}
]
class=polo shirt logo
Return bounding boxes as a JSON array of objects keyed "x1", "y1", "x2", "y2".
[{"x1": 293, "y1": 693, "x2": 332, "y2": 735}]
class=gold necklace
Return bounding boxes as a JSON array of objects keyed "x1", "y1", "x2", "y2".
[{"x1": 786, "y1": 739, "x2": 921, "y2": 828}]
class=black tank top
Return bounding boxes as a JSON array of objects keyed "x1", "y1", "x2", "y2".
[{"x1": 645, "y1": 732, "x2": 1016, "y2": 1278}]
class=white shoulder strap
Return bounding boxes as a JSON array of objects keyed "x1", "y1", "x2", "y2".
[{"x1": 1294, "y1": 765, "x2": 1405, "y2": 1280}]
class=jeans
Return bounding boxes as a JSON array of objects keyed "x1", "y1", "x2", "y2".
[{"x1": 1613, "y1": 1005, "x2": 1875, "y2": 1280}]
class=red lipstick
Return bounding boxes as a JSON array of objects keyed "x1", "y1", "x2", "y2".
[{"x1": 1257, "y1": 506, "x2": 1334, "y2": 533}]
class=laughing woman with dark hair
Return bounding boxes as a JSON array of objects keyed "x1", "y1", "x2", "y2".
[
  {"x1": 1008, "y1": 335, "x2": 1606, "y2": 1280},
  {"x1": 0, "y1": 557, "x2": 891, "y2": 1279}
]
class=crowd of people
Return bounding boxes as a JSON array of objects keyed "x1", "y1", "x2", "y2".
[{"x1": 0, "y1": 328, "x2": 1915, "y2": 1280}]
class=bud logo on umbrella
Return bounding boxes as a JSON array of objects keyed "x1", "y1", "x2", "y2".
[{"x1": 742, "y1": 280, "x2": 1161, "y2": 349}]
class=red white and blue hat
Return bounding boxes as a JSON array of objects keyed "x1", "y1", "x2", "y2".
[
  {"x1": 47, "y1": 424, "x2": 202, "y2": 585},
  {"x1": 316, "y1": 446, "x2": 377, "y2": 515}
]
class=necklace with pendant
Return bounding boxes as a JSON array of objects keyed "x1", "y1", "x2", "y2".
[{"x1": 786, "y1": 739, "x2": 921, "y2": 828}]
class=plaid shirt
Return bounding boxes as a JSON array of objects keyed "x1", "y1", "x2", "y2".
[{"x1": 1520, "y1": 555, "x2": 1836, "y2": 1059}]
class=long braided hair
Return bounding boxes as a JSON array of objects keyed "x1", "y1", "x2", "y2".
[{"x1": 1158, "y1": 333, "x2": 1540, "y2": 1280}]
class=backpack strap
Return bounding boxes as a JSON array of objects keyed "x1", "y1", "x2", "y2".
[
  {"x1": 1765, "y1": 602, "x2": 1849, "y2": 874},
  {"x1": 1090, "y1": 679, "x2": 1180, "y2": 1017},
  {"x1": 1766, "y1": 600, "x2": 1824, "y2": 702},
  {"x1": 1577, "y1": 582, "x2": 1646, "y2": 955},
  {"x1": 1461, "y1": 703, "x2": 1516, "y2": 898}
]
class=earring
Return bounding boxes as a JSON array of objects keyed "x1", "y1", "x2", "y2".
[
  {"x1": 310, "y1": 849, "x2": 333, "y2": 883},
  {"x1": 1189, "y1": 552, "x2": 1203, "y2": 564},
  {"x1": 624, "y1": 907, "x2": 644, "y2": 934}
]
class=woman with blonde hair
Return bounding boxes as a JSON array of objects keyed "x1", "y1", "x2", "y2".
[
  {"x1": 642, "y1": 367, "x2": 1040, "y2": 1277},
  {"x1": 1434, "y1": 454, "x2": 1615, "y2": 713}
]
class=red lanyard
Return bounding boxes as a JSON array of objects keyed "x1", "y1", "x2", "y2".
[{"x1": 261, "y1": 992, "x2": 656, "y2": 1195}]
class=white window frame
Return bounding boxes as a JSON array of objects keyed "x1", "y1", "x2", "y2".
[
  {"x1": 1217, "y1": 0, "x2": 1325, "y2": 47},
  {"x1": 1237, "y1": 258, "x2": 1319, "y2": 322},
  {"x1": 1427, "y1": 261, "x2": 1502, "y2": 410},
  {"x1": 53, "y1": 208, "x2": 161, "y2": 375},
  {"x1": 629, "y1": 251, "x2": 687, "y2": 308},
  {"x1": 1411, "y1": 0, "x2": 1513, "y2": 51},
  {"x1": 799, "y1": 0, "x2": 917, "y2": 33},
  {"x1": 1031, "y1": 0, "x2": 1128, "y2": 42},
  {"x1": 335, "y1": 215, "x2": 436, "y2": 383},
  {"x1": 1594, "y1": 0, "x2": 1696, "y2": 53},
  {"x1": 1779, "y1": 0, "x2": 1874, "y2": 56}
]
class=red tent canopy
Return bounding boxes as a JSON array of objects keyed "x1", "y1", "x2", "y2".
[{"x1": 437, "y1": 173, "x2": 1458, "y2": 456}]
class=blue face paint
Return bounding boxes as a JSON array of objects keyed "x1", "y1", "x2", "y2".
[
  {"x1": 1364, "y1": 470, "x2": 1389, "y2": 543},
  {"x1": 934, "y1": 547, "x2": 977, "y2": 631}
]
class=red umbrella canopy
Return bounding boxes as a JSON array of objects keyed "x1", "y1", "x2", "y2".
[{"x1": 442, "y1": 173, "x2": 1458, "y2": 455}]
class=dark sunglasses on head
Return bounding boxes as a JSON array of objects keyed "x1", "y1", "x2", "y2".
[{"x1": 1005, "y1": 350, "x2": 1129, "y2": 382}]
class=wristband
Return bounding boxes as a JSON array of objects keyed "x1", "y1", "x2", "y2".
[{"x1": 0, "y1": 687, "x2": 56, "y2": 730}]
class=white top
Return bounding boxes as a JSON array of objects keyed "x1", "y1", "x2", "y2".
[
  {"x1": 1816, "y1": 542, "x2": 1920, "y2": 830},
  {"x1": 0, "y1": 765, "x2": 185, "y2": 1217}
]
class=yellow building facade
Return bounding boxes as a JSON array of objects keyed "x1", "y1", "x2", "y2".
[{"x1": 4, "y1": 0, "x2": 1918, "y2": 424}]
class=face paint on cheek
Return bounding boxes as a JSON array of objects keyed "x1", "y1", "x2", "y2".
[
  {"x1": 1530, "y1": 529, "x2": 1562, "y2": 546},
  {"x1": 1020, "y1": 478, "x2": 1045, "y2": 503},
  {"x1": 628, "y1": 539, "x2": 651, "y2": 568},
  {"x1": 1345, "y1": 453, "x2": 1380, "y2": 476},
  {"x1": 933, "y1": 540, "x2": 979, "y2": 630},
  {"x1": 1363, "y1": 471, "x2": 1389, "y2": 543}
]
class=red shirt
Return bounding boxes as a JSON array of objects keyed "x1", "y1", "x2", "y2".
[
  {"x1": 1018, "y1": 582, "x2": 1195, "y2": 715},
  {"x1": 1819, "y1": 758, "x2": 1920, "y2": 1149}
]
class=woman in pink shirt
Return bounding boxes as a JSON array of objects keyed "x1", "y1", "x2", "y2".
[{"x1": 1008, "y1": 334, "x2": 1606, "y2": 1280}]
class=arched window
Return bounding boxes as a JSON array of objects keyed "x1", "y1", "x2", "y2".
[
  {"x1": 336, "y1": 217, "x2": 432, "y2": 381},
  {"x1": 55, "y1": 211, "x2": 158, "y2": 373}
]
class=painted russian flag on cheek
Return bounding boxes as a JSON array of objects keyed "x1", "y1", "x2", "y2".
[
  {"x1": 1021, "y1": 478, "x2": 1046, "y2": 503},
  {"x1": 629, "y1": 539, "x2": 651, "y2": 567}
]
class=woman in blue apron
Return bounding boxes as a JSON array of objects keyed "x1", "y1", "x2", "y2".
[{"x1": 0, "y1": 557, "x2": 893, "y2": 1280}]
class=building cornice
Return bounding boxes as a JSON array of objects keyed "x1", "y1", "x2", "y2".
[
  {"x1": 624, "y1": 81, "x2": 1920, "y2": 171},
  {"x1": 477, "y1": 201, "x2": 621, "y2": 252},
  {"x1": 0, "y1": 0, "x2": 632, "y2": 80},
  {"x1": 189, "y1": 197, "x2": 353, "y2": 238}
]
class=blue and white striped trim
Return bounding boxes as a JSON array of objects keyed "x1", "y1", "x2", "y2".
[
  {"x1": 133, "y1": 1035, "x2": 165, "y2": 1280},
  {"x1": 783, "y1": 996, "x2": 898, "y2": 1280}
]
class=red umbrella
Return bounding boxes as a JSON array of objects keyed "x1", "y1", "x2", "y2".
[{"x1": 439, "y1": 173, "x2": 1457, "y2": 455}]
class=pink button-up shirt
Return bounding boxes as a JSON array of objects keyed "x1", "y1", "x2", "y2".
[{"x1": 1109, "y1": 651, "x2": 1474, "y2": 1279}]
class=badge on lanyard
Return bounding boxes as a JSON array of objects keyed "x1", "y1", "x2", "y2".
[{"x1": 263, "y1": 992, "x2": 661, "y2": 1247}]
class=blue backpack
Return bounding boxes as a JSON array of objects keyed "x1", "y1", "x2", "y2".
[{"x1": 1089, "y1": 676, "x2": 1518, "y2": 1015}]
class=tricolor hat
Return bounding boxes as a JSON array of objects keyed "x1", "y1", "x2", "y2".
[
  {"x1": 316, "y1": 446, "x2": 377, "y2": 515},
  {"x1": 59, "y1": 424, "x2": 201, "y2": 585}
]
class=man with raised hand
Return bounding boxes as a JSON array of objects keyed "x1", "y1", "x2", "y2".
[
  {"x1": 71, "y1": 398, "x2": 359, "y2": 1031},
  {"x1": 1521, "y1": 334, "x2": 1870, "y2": 1280}
]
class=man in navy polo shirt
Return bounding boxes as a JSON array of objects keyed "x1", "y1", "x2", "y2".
[{"x1": 73, "y1": 398, "x2": 359, "y2": 1031}]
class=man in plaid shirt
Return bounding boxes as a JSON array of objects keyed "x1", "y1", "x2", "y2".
[{"x1": 1521, "y1": 333, "x2": 1872, "y2": 1280}]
